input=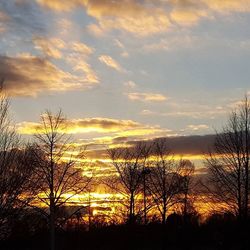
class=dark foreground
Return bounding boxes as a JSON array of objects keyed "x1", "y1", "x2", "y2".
[{"x1": 0, "y1": 215, "x2": 249, "y2": 250}]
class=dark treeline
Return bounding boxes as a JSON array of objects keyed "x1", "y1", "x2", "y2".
[
  {"x1": 1, "y1": 213, "x2": 250, "y2": 250},
  {"x1": 0, "y1": 88, "x2": 249, "y2": 250}
]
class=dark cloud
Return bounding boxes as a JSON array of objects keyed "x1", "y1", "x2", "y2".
[
  {"x1": 83, "y1": 134, "x2": 216, "y2": 160},
  {"x1": 0, "y1": 55, "x2": 87, "y2": 96},
  {"x1": 155, "y1": 135, "x2": 216, "y2": 155},
  {"x1": 127, "y1": 134, "x2": 216, "y2": 155}
]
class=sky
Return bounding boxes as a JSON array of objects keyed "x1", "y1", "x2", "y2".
[{"x1": 1, "y1": 0, "x2": 250, "y2": 161}]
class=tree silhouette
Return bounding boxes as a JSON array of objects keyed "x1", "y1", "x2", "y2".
[
  {"x1": 0, "y1": 85, "x2": 33, "y2": 239},
  {"x1": 206, "y1": 96, "x2": 250, "y2": 220},
  {"x1": 30, "y1": 110, "x2": 91, "y2": 250},
  {"x1": 148, "y1": 139, "x2": 182, "y2": 224},
  {"x1": 178, "y1": 160, "x2": 197, "y2": 221},
  {"x1": 107, "y1": 142, "x2": 151, "y2": 224}
]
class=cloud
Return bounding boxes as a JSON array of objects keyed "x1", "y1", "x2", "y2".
[
  {"x1": 18, "y1": 117, "x2": 142, "y2": 134},
  {"x1": 99, "y1": 55, "x2": 123, "y2": 72},
  {"x1": 72, "y1": 60, "x2": 99, "y2": 83},
  {"x1": 58, "y1": 41, "x2": 99, "y2": 84},
  {"x1": 140, "y1": 106, "x2": 227, "y2": 119},
  {"x1": 127, "y1": 92, "x2": 167, "y2": 102},
  {"x1": 114, "y1": 39, "x2": 129, "y2": 57},
  {"x1": 36, "y1": 0, "x2": 170, "y2": 36},
  {"x1": 71, "y1": 41, "x2": 94, "y2": 55},
  {"x1": 0, "y1": 54, "x2": 97, "y2": 97},
  {"x1": 143, "y1": 35, "x2": 202, "y2": 52},
  {"x1": 36, "y1": 0, "x2": 250, "y2": 37},
  {"x1": 18, "y1": 116, "x2": 172, "y2": 149},
  {"x1": 74, "y1": 134, "x2": 217, "y2": 161},
  {"x1": 130, "y1": 134, "x2": 216, "y2": 156},
  {"x1": 33, "y1": 36, "x2": 65, "y2": 58},
  {"x1": 1, "y1": 0, "x2": 47, "y2": 36},
  {"x1": 186, "y1": 124, "x2": 209, "y2": 131},
  {"x1": 56, "y1": 18, "x2": 73, "y2": 35},
  {"x1": 34, "y1": 36, "x2": 94, "y2": 59},
  {"x1": 32, "y1": 37, "x2": 98, "y2": 85},
  {"x1": 202, "y1": 0, "x2": 250, "y2": 13},
  {"x1": 87, "y1": 23, "x2": 105, "y2": 37},
  {"x1": 124, "y1": 81, "x2": 136, "y2": 89},
  {"x1": 170, "y1": 8, "x2": 208, "y2": 26},
  {"x1": 36, "y1": 0, "x2": 79, "y2": 11},
  {"x1": 0, "y1": 10, "x2": 9, "y2": 33},
  {"x1": 141, "y1": 109, "x2": 155, "y2": 115}
]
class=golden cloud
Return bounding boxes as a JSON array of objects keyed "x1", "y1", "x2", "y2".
[
  {"x1": 32, "y1": 36, "x2": 99, "y2": 86},
  {"x1": 99, "y1": 55, "x2": 123, "y2": 72},
  {"x1": 170, "y1": 9, "x2": 208, "y2": 26},
  {"x1": 36, "y1": 0, "x2": 82, "y2": 11},
  {"x1": 33, "y1": 36, "x2": 65, "y2": 58},
  {"x1": 18, "y1": 117, "x2": 142, "y2": 134},
  {"x1": 71, "y1": 41, "x2": 94, "y2": 55},
  {"x1": 0, "y1": 54, "x2": 97, "y2": 97},
  {"x1": 34, "y1": 36, "x2": 94, "y2": 58},
  {"x1": 37, "y1": 0, "x2": 170, "y2": 36},
  {"x1": 36, "y1": 0, "x2": 250, "y2": 36},
  {"x1": 127, "y1": 92, "x2": 167, "y2": 102},
  {"x1": 202, "y1": 0, "x2": 250, "y2": 13},
  {"x1": 72, "y1": 60, "x2": 99, "y2": 83},
  {"x1": 18, "y1": 117, "x2": 172, "y2": 157}
]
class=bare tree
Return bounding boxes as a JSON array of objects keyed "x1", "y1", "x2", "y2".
[
  {"x1": 0, "y1": 85, "x2": 33, "y2": 238},
  {"x1": 206, "y1": 96, "x2": 250, "y2": 220},
  {"x1": 141, "y1": 165, "x2": 152, "y2": 224},
  {"x1": 30, "y1": 110, "x2": 91, "y2": 250},
  {"x1": 148, "y1": 139, "x2": 182, "y2": 225},
  {"x1": 107, "y1": 142, "x2": 150, "y2": 224},
  {"x1": 178, "y1": 160, "x2": 196, "y2": 220}
]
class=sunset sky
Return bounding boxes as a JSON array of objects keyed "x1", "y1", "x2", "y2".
[{"x1": 1, "y1": 0, "x2": 250, "y2": 160}]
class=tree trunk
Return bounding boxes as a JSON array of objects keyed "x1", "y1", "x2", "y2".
[
  {"x1": 162, "y1": 197, "x2": 167, "y2": 225},
  {"x1": 143, "y1": 175, "x2": 147, "y2": 224},
  {"x1": 244, "y1": 104, "x2": 249, "y2": 220},
  {"x1": 129, "y1": 192, "x2": 134, "y2": 224},
  {"x1": 237, "y1": 168, "x2": 242, "y2": 220},
  {"x1": 50, "y1": 195, "x2": 55, "y2": 250},
  {"x1": 244, "y1": 162, "x2": 249, "y2": 220},
  {"x1": 184, "y1": 192, "x2": 188, "y2": 222}
]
